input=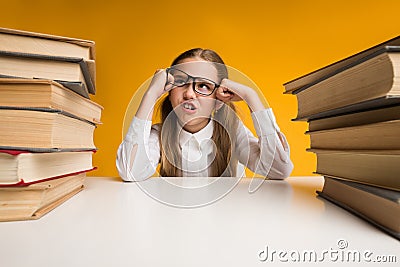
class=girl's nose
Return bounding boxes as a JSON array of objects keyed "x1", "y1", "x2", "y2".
[{"x1": 183, "y1": 83, "x2": 196, "y2": 99}]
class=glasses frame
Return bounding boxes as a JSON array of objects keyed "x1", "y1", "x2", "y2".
[{"x1": 165, "y1": 67, "x2": 220, "y2": 96}]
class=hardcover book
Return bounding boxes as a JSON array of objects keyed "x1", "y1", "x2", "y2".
[
  {"x1": 317, "y1": 176, "x2": 400, "y2": 240},
  {"x1": 291, "y1": 47, "x2": 400, "y2": 121},
  {"x1": 0, "y1": 173, "x2": 85, "y2": 222},
  {"x1": 0, "y1": 109, "x2": 96, "y2": 150},
  {"x1": 0, "y1": 27, "x2": 95, "y2": 60},
  {"x1": 0, "y1": 78, "x2": 102, "y2": 124},
  {"x1": 306, "y1": 119, "x2": 400, "y2": 150},
  {"x1": 284, "y1": 36, "x2": 400, "y2": 94},
  {"x1": 0, "y1": 149, "x2": 94, "y2": 186},
  {"x1": 307, "y1": 105, "x2": 400, "y2": 131},
  {"x1": 0, "y1": 27, "x2": 96, "y2": 92},
  {"x1": 310, "y1": 149, "x2": 400, "y2": 191},
  {"x1": 0, "y1": 50, "x2": 95, "y2": 97}
]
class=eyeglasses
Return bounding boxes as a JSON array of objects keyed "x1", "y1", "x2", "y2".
[{"x1": 165, "y1": 67, "x2": 220, "y2": 96}]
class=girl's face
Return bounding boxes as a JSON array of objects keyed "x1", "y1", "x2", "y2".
[{"x1": 168, "y1": 57, "x2": 219, "y2": 133}]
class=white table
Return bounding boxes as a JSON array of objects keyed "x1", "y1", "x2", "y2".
[{"x1": 0, "y1": 176, "x2": 399, "y2": 267}]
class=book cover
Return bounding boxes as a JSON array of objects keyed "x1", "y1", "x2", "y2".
[
  {"x1": 307, "y1": 104, "x2": 400, "y2": 131},
  {"x1": 309, "y1": 149, "x2": 400, "y2": 191},
  {"x1": 0, "y1": 173, "x2": 85, "y2": 221},
  {"x1": 0, "y1": 109, "x2": 97, "y2": 150},
  {"x1": 0, "y1": 27, "x2": 95, "y2": 60},
  {"x1": 306, "y1": 119, "x2": 400, "y2": 150},
  {"x1": 294, "y1": 96, "x2": 400, "y2": 121},
  {"x1": 0, "y1": 78, "x2": 102, "y2": 123},
  {"x1": 0, "y1": 149, "x2": 95, "y2": 186},
  {"x1": 284, "y1": 37, "x2": 400, "y2": 93},
  {"x1": 317, "y1": 177, "x2": 400, "y2": 240},
  {"x1": 292, "y1": 48, "x2": 400, "y2": 121},
  {"x1": 0, "y1": 50, "x2": 95, "y2": 95}
]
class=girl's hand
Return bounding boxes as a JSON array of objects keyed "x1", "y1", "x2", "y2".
[
  {"x1": 135, "y1": 69, "x2": 173, "y2": 120},
  {"x1": 147, "y1": 69, "x2": 173, "y2": 100},
  {"x1": 216, "y1": 78, "x2": 247, "y2": 103},
  {"x1": 216, "y1": 78, "x2": 268, "y2": 112}
]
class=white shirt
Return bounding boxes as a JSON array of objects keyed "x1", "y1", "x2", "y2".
[{"x1": 116, "y1": 108, "x2": 293, "y2": 181}]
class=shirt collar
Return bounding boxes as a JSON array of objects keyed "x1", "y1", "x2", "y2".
[{"x1": 179, "y1": 119, "x2": 214, "y2": 148}]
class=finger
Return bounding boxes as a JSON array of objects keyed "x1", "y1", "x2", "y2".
[
  {"x1": 153, "y1": 69, "x2": 165, "y2": 79},
  {"x1": 164, "y1": 83, "x2": 173, "y2": 91},
  {"x1": 166, "y1": 71, "x2": 174, "y2": 85},
  {"x1": 151, "y1": 69, "x2": 165, "y2": 82},
  {"x1": 149, "y1": 69, "x2": 164, "y2": 85},
  {"x1": 217, "y1": 85, "x2": 231, "y2": 94},
  {"x1": 220, "y1": 79, "x2": 247, "y2": 102},
  {"x1": 222, "y1": 87, "x2": 235, "y2": 96},
  {"x1": 218, "y1": 86, "x2": 235, "y2": 98},
  {"x1": 220, "y1": 78, "x2": 236, "y2": 90},
  {"x1": 164, "y1": 73, "x2": 177, "y2": 91},
  {"x1": 220, "y1": 78, "x2": 244, "y2": 95},
  {"x1": 216, "y1": 95, "x2": 232, "y2": 103},
  {"x1": 216, "y1": 91, "x2": 233, "y2": 103}
]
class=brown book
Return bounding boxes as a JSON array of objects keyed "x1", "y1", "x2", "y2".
[
  {"x1": 290, "y1": 47, "x2": 400, "y2": 121},
  {"x1": 317, "y1": 176, "x2": 400, "y2": 239},
  {"x1": 283, "y1": 36, "x2": 400, "y2": 94},
  {"x1": 0, "y1": 78, "x2": 103, "y2": 124},
  {"x1": 0, "y1": 27, "x2": 95, "y2": 60},
  {"x1": 308, "y1": 105, "x2": 400, "y2": 131},
  {"x1": 306, "y1": 119, "x2": 400, "y2": 150},
  {"x1": 0, "y1": 109, "x2": 96, "y2": 150},
  {"x1": 0, "y1": 173, "x2": 85, "y2": 222},
  {"x1": 0, "y1": 51, "x2": 95, "y2": 97},
  {"x1": 310, "y1": 149, "x2": 400, "y2": 191},
  {"x1": 0, "y1": 27, "x2": 96, "y2": 91},
  {"x1": 0, "y1": 149, "x2": 94, "y2": 186}
]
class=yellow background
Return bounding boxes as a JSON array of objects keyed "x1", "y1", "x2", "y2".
[{"x1": 1, "y1": 0, "x2": 399, "y2": 177}]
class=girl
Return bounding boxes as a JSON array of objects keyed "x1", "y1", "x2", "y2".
[{"x1": 117, "y1": 48, "x2": 293, "y2": 181}]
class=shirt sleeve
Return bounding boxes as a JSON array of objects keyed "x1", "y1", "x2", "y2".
[
  {"x1": 116, "y1": 116, "x2": 160, "y2": 181},
  {"x1": 235, "y1": 108, "x2": 294, "y2": 179}
]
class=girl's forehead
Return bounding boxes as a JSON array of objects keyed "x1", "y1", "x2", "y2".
[{"x1": 174, "y1": 59, "x2": 218, "y2": 80}]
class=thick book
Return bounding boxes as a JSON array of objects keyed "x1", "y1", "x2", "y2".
[
  {"x1": 0, "y1": 173, "x2": 85, "y2": 222},
  {"x1": 283, "y1": 35, "x2": 400, "y2": 94},
  {"x1": 0, "y1": 27, "x2": 96, "y2": 91},
  {"x1": 310, "y1": 149, "x2": 400, "y2": 191},
  {"x1": 0, "y1": 27, "x2": 95, "y2": 61},
  {"x1": 291, "y1": 47, "x2": 400, "y2": 121},
  {"x1": 0, "y1": 50, "x2": 95, "y2": 97},
  {"x1": 317, "y1": 177, "x2": 400, "y2": 240},
  {"x1": 308, "y1": 104, "x2": 400, "y2": 131},
  {"x1": 0, "y1": 149, "x2": 94, "y2": 186},
  {"x1": 0, "y1": 109, "x2": 96, "y2": 150},
  {"x1": 306, "y1": 119, "x2": 400, "y2": 150},
  {"x1": 0, "y1": 78, "x2": 102, "y2": 124}
]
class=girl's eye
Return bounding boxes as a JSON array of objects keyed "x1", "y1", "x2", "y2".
[
  {"x1": 196, "y1": 83, "x2": 212, "y2": 92},
  {"x1": 174, "y1": 78, "x2": 186, "y2": 85}
]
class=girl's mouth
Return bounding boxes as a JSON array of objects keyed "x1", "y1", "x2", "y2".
[
  {"x1": 182, "y1": 102, "x2": 197, "y2": 113},
  {"x1": 183, "y1": 102, "x2": 196, "y2": 110}
]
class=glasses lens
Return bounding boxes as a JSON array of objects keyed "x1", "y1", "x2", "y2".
[
  {"x1": 167, "y1": 68, "x2": 218, "y2": 95},
  {"x1": 168, "y1": 68, "x2": 188, "y2": 86},
  {"x1": 193, "y1": 78, "x2": 217, "y2": 95}
]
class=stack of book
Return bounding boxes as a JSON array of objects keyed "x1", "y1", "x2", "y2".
[
  {"x1": 0, "y1": 28, "x2": 103, "y2": 221},
  {"x1": 284, "y1": 36, "x2": 400, "y2": 240}
]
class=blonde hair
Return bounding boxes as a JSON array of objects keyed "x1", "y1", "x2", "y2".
[{"x1": 159, "y1": 48, "x2": 239, "y2": 177}]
